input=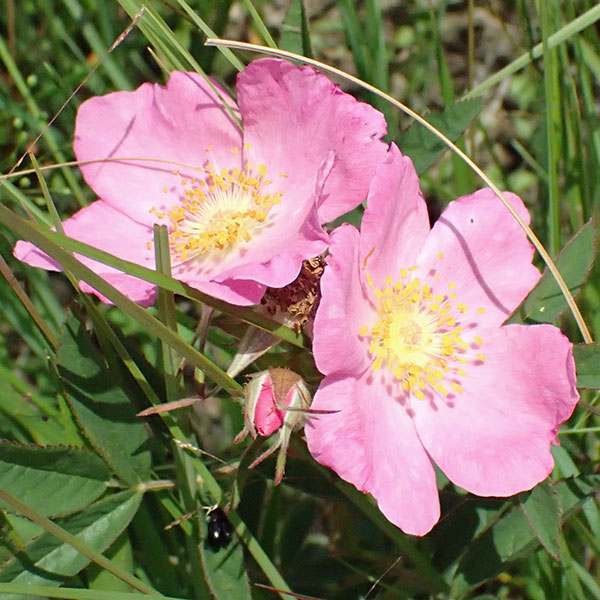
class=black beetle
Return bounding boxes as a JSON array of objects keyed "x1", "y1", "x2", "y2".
[{"x1": 206, "y1": 508, "x2": 233, "y2": 551}]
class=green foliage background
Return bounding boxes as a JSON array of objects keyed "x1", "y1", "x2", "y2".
[{"x1": 1, "y1": 1, "x2": 600, "y2": 599}]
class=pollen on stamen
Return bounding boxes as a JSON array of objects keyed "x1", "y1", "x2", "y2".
[
  {"x1": 156, "y1": 161, "x2": 283, "y2": 262},
  {"x1": 437, "y1": 252, "x2": 444, "y2": 259},
  {"x1": 477, "y1": 307, "x2": 486, "y2": 314},
  {"x1": 451, "y1": 382, "x2": 463, "y2": 394},
  {"x1": 361, "y1": 263, "x2": 492, "y2": 403}
]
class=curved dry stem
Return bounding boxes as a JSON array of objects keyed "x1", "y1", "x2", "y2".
[{"x1": 204, "y1": 38, "x2": 592, "y2": 344}]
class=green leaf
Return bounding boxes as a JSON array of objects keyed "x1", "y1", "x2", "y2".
[
  {"x1": 87, "y1": 531, "x2": 134, "y2": 592},
  {"x1": 573, "y1": 343, "x2": 600, "y2": 389},
  {"x1": 452, "y1": 474, "x2": 600, "y2": 598},
  {"x1": 395, "y1": 98, "x2": 483, "y2": 174},
  {"x1": 507, "y1": 221, "x2": 596, "y2": 325},
  {"x1": 0, "y1": 442, "x2": 110, "y2": 518},
  {"x1": 199, "y1": 513, "x2": 251, "y2": 600},
  {"x1": 279, "y1": 0, "x2": 313, "y2": 58},
  {"x1": 519, "y1": 479, "x2": 561, "y2": 559},
  {"x1": 0, "y1": 491, "x2": 142, "y2": 597},
  {"x1": 56, "y1": 315, "x2": 151, "y2": 486},
  {"x1": 0, "y1": 585, "x2": 172, "y2": 600}
]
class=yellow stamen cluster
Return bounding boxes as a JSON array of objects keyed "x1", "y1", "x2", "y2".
[
  {"x1": 150, "y1": 150, "x2": 282, "y2": 263},
  {"x1": 360, "y1": 266, "x2": 485, "y2": 401}
]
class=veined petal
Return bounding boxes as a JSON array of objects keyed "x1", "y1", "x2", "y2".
[
  {"x1": 237, "y1": 58, "x2": 388, "y2": 224},
  {"x1": 417, "y1": 189, "x2": 540, "y2": 327},
  {"x1": 412, "y1": 324, "x2": 578, "y2": 496},
  {"x1": 14, "y1": 200, "x2": 156, "y2": 306},
  {"x1": 306, "y1": 374, "x2": 440, "y2": 536},
  {"x1": 312, "y1": 224, "x2": 372, "y2": 377},
  {"x1": 74, "y1": 71, "x2": 241, "y2": 227},
  {"x1": 359, "y1": 144, "x2": 430, "y2": 289}
]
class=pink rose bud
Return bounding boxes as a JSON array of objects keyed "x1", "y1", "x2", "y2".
[{"x1": 235, "y1": 368, "x2": 311, "y2": 485}]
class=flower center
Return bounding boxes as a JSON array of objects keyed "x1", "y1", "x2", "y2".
[
  {"x1": 150, "y1": 147, "x2": 283, "y2": 263},
  {"x1": 359, "y1": 260, "x2": 486, "y2": 400}
]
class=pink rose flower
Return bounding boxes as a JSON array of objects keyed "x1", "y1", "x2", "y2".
[
  {"x1": 305, "y1": 144, "x2": 579, "y2": 536},
  {"x1": 15, "y1": 59, "x2": 387, "y2": 306}
]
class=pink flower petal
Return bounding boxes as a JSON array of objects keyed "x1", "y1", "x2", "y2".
[
  {"x1": 171, "y1": 273, "x2": 266, "y2": 306},
  {"x1": 15, "y1": 200, "x2": 156, "y2": 306},
  {"x1": 359, "y1": 144, "x2": 430, "y2": 287},
  {"x1": 254, "y1": 379, "x2": 285, "y2": 436},
  {"x1": 312, "y1": 224, "x2": 372, "y2": 377},
  {"x1": 306, "y1": 374, "x2": 440, "y2": 536},
  {"x1": 203, "y1": 204, "x2": 329, "y2": 289},
  {"x1": 417, "y1": 189, "x2": 540, "y2": 326},
  {"x1": 412, "y1": 324, "x2": 578, "y2": 497},
  {"x1": 237, "y1": 58, "x2": 388, "y2": 224},
  {"x1": 74, "y1": 71, "x2": 242, "y2": 227}
]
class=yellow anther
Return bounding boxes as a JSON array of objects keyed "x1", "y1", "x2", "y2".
[
  {"x1": 474, "y1": 335, "x2": 483, "y2": 345},
  {"x1": 477, "y1": 307, "x2": 486, "y2": 314}
]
